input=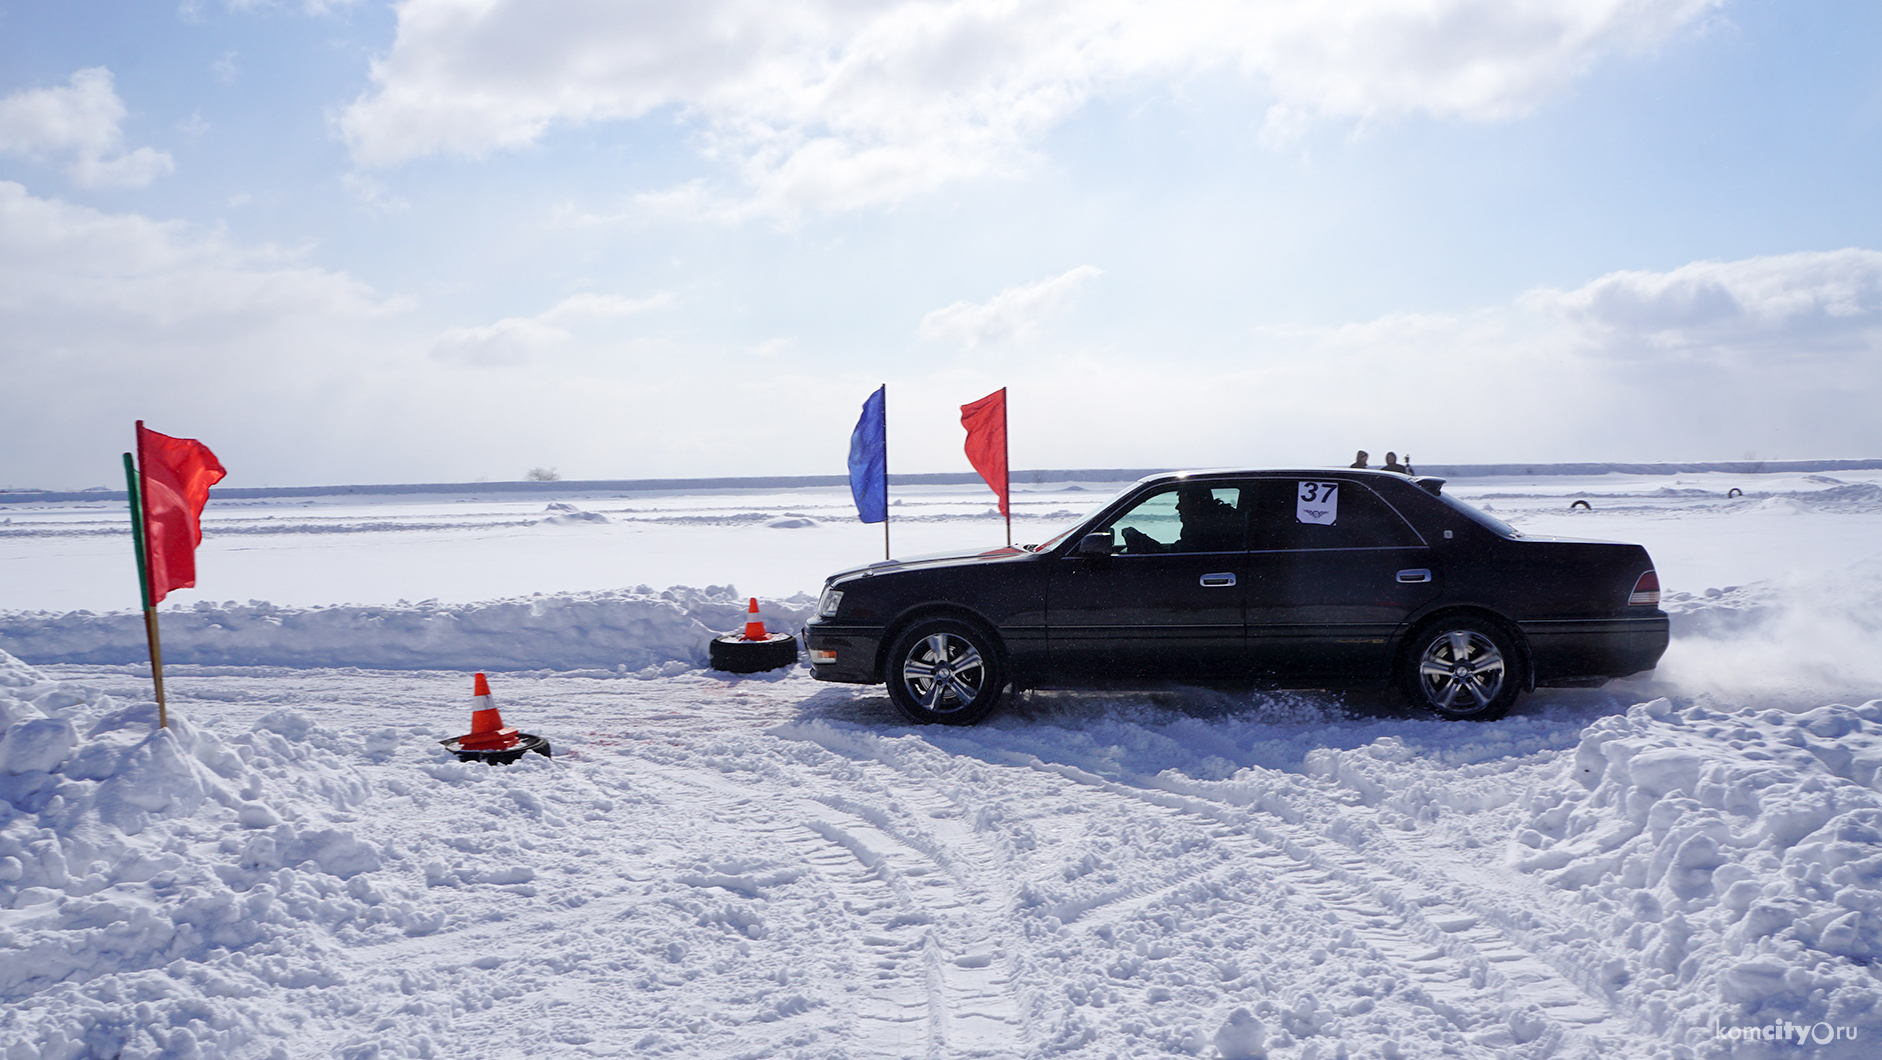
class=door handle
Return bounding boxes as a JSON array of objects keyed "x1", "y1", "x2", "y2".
[
  {"x1": 1396, "y1": 568, "x2": 1432, "y2": 584},
  {"x1": 1200, "y1": 572, "x2": 1237, "y2": 587}
]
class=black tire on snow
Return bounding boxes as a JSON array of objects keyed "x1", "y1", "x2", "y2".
[
  {"x1": 443, "y1": 732, "x2": 553, "y2": 765},
  {"x1": 709, "y1": 632, "x2": 799, "y2": 673},
  {"x1": 1399, "y1": 619, "x2": 1523, "y2": 722},
  {"x1": 884, "y1": 618, "x2": 1006, "y2": 726}
]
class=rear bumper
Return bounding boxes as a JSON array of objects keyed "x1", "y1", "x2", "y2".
[
  {"x1": 1520, "y1": 613, "x2": 1669, "y2": 683},
  {"x1": 803, "y1": 622, "x2": 884, "y2": 684}
]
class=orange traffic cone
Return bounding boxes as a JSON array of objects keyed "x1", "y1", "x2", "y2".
[
  {"x1": 456, "y1": 672, "x2": 519, "y2": 751},
  {"x1": 743, "y1": 597, "x2": 767, "y2": 641},
  {"x1": 440, "y1": 673, "x2": 551, "y2": 764}
]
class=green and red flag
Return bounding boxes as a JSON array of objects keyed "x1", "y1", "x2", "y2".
[{"x1": 134, "y1": 422, "x2": 227, "y2": 604}]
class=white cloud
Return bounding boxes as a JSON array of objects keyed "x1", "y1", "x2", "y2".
[
  {"x1": 0, "y1": 68, "x2": 176, "y2": 189},
  {"x1": 0, "y1": 182, "x2": 409, "y2": 487},
  {"x1": 538, "y1": 291, "x2": 675, "y2": 323},
  {"x1": 429, "y1": 316, "x2": 570, "y2": 366},
  {"x1": 920, "y1": 265, "x2": 1103, "y2": 346},
  {"x1": 1211, "y1": 249, "x2": 1882, "y2": 465},
  {"x1": 0, "y1": 182, "x2": 769, "y2": 489},
  {"x1": 1524, "y1": 249, "x2": 1882, "y2": 360},
  {"x1": 0, "y1": 181, "x2": 386, "y2": 329},
  {"x1": 429, "y1": 290, "x2": 674, "y2": 364},
  {"x1": 340, "y1": 0, "x2": 1721, "y2": 218},
  {"x1": 877, "y1": 249, "x2": 1882, "y2": 475}
]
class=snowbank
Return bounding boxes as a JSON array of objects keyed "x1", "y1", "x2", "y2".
[
  {"x1": 0, "y1": 586, "x2": 814, "y2": 673},
  {"x1": 0, "y1": 649, "x2": 424, "y2": 1058},
  {"x1": 1515, "y1": 697, "x2": 1882, "y2": 1057}
]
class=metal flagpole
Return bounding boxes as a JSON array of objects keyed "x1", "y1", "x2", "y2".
[
  {"x1": 122, "y1": 450, "x2": 168, "y2": 728},
  {"x1": 881, "y1": 386, "x2": 891, "y2": 560},
  {"x1": 1003, "y1": 390, "x2": 1012, "y2": 548}
]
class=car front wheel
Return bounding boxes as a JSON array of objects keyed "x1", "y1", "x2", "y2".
[
  {"x1": 1402, "y1": 620, "x2": 1522, "y2": 721},
  {"x1": 885, "y1": 618, "x2": 1006, "y2": 725}
]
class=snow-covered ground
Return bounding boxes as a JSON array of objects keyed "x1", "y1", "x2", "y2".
[{"x1": 3, "y1": 469, "x2": 1882, "y2": 1059}]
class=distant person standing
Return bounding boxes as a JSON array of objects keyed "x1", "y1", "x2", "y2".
[
  {"x1": 1403, "y1": 453, "x2": 1414, "y2": 476},
  {"x1": 1382, "y1": 452, "x2": 1407, "y2": 474},
  {"x1": 1350, "y1": 450, "x2": 1369, "y2": 469}
]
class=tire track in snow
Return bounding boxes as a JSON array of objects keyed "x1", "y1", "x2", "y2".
[
  {"x1": 613, "y1": 751, "x2": 1030, "y2": 1058},
  {"x1": 952, "y1": 744, "x2": 1628, "y2": 1053}
]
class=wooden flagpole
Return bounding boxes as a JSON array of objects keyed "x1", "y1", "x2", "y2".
[{"x1": 122, "y1": 451, "x2": 168, "y2": 727}]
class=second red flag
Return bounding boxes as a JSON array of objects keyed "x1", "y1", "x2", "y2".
[{"x1": 960, "y1": 388, "x2": 1009, "y2": 519}]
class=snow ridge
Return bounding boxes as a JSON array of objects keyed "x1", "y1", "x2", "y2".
[{"x1": 0, "y1": 586, "x2": 813, "y2": 673}]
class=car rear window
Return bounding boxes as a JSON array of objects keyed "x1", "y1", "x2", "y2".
[
  {"x1": 1246, "y1": 479, "x2": 1423, "y2": 550},
  {"x1": 1437, "y1": 492, "x2": 1522, "y2": 538}
]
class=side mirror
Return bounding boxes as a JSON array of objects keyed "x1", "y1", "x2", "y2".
[{"x1": 1075, "y1": 530, "x2": 1114, "y2": 557}]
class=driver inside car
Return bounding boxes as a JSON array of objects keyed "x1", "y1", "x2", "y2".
[{"x1": 1116, "y1": 486, "x2": 1240, "y2": 554}]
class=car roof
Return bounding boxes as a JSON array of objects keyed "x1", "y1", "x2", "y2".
[{"x1": 1133, "y1": 467, "x2": 1421, "y2": 486}]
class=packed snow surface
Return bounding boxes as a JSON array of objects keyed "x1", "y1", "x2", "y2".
[{"x1": 3, "y1": 469, "x2": 1882, "y2": 1059}]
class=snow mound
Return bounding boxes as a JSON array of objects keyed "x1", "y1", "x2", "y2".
[
  {"x1": 0, "y1": 648, "x2": 430, "y2": 1058},
  {"x1": 0, "y1": 585, "x2": 813, "y2": 672},
  {"x1": 1752, "y1": 483, "x2": 1882, "y2": 514},
  {"x1": 1796, "y1": 484, "x2": 1882, "y2": 511},
  {"x1": 1514, "y1": 697, "x2": 1882, "y2": 1055}
]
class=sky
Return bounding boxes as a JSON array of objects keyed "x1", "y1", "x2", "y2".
[{"x1": 3, "y1": 0, "x2": 1881, "y2": 489}]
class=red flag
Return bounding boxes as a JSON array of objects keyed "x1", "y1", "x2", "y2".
[
  {"x1": 136, "y1": 422, "x2": 226, "y2": 604},
  {"x1": 960, "y1": 388, "x2": 1009, "y2": 519}
]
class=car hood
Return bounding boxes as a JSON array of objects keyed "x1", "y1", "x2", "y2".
[{"x1": 827, "y1": 544, "x2": 1034, "y2": 584}]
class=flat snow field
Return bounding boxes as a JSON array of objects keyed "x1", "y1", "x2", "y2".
[{"x1": 4, "y1": 469, "x2": 1882, "y2": 1060}]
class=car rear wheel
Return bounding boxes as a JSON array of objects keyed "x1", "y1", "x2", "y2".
[
  {"x1": 885, "y1": 618, "x2": 1006, "y2": 725},
  {"x1": 1402, "y1": 620, "x2": 1521, "y2": 721}
]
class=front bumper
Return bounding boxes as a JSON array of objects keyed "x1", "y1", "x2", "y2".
[{"x1": 803, "y1": 621, "x2": 884, "y2": 684}]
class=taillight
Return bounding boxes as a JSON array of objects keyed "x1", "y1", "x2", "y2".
[{"x1": 1629, "y1": 570, "x2": 1660, "y2": 607}]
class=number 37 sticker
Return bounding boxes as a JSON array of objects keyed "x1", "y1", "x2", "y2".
[{"x1": 1297, "y1": 481, "x2": 1339, "y2": 525}]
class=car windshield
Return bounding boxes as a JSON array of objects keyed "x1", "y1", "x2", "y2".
[
  {"x1": 1438, "y1": 492, "x2": 1522, "y2": 538},
  {"x1": 1031, "y1": 491, "x2": 1129, "y2": 552}
]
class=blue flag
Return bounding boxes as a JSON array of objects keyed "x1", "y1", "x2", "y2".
[{"x1": 848, "y1": 385, "x2": 886, "y2": 524}]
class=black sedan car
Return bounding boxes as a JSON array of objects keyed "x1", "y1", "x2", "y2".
[{"x1": 805, "y1": 469, "x2": 1668, "y2": 724}]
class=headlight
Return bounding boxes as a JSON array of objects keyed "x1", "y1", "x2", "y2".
[{"x1": 816, "y1": 587, "x2": 844, "y2": 618}]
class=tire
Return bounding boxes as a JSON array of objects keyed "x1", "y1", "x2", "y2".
[
  {"x1": 884, "y1": 618, "x2": 1006, "y2": 725},
  {"x1": 1400, "y1": 619, "x2": 1522, "y2": 721},
  {"x1": 709, "y1": 632, "x2": 798, "y2": 673},
  {"x1": 445, "y1": 732, "x2": 552, "y2": 764}
]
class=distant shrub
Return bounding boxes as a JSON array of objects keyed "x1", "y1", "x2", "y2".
[{"x1": 526, "y1": 467, "x2": 560, "y2": 481}]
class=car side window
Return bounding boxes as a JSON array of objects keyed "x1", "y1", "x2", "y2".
[
  {"x1": 1103, "y1": 485, "x2": 1245, "y2": 554},
  {"x1": 1245, "y1": 479, "x2": 1422, "y2": 550}
]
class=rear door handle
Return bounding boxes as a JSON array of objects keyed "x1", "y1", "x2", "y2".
[
  {"x1": 1200, "y1": 572, "x2": 1237, "y2": 587},
  {"x1": 1396, "y1": 568, "x2": 1432, "y2": 584}
]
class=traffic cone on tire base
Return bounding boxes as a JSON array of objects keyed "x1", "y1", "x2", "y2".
[
  {"x1": 441, "y1": 672, "x2": 552, "y2": 765},
  {"x1": 709, "y1": 597, "x2": 798, "y2": 673}
]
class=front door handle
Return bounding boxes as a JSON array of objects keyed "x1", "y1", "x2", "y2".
[
  {"x1": 1200, "y1": 572, "x2": 1237, "y2": 587},
  {"x1": 1396, "y1": 568, "x2": 1432, "y2": 584}
]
